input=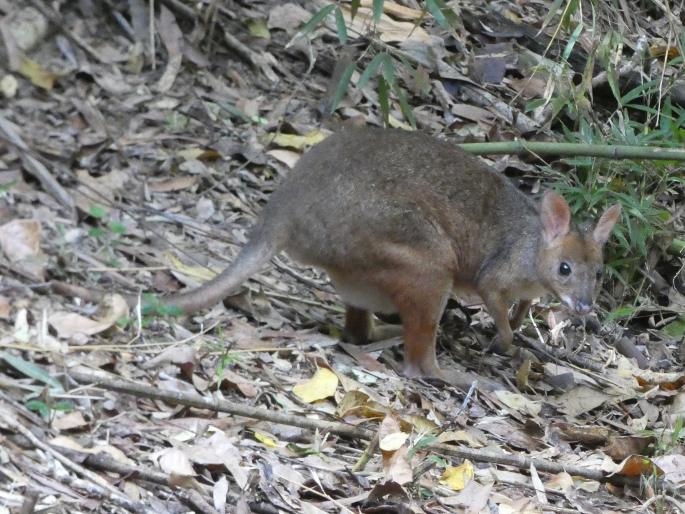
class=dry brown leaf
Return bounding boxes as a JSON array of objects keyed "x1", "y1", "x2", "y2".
[
  {"x1": 439, "y1": 480, "x2": 492, "y2": 511},
  {"x1": 605, "y1": 455, "x2": 663, "y2": 478},
  {"x1": 157, "y1": 448, "x2": 196, "y2": 476},
  {"x1": 266, "y1": 149, "x2": 301, "y2": 168},
  {"x1": 494, "y1": 390, "x2": 541, "y2": 417},
  {"x1": 267, "y1": 3, "x2": 312, "y2": 33},
  {"x1": 48, "y1": 294, "x2": 128, "y2": 339},
  {"x1": 605, "y1": 435, "x2": 655, "y2": 462},
  {"x1": 147, "y1": 175, "x2": 199, "y2": 192},
  {"x1": 0, "y1": 219, "x2": 41, "y2": 261},
  {"x1": 72, "y1": 169, "x2": 130, "y2": 214},
  {"x1": 187, "y1": 432, "x2": 248, "y2": 489},
  {"x1": 0, "y1": 295, "x2": 9, "y2": 319},
  {"x1": 360, "y1": 0, "x2": 422, "y2": 20},
  {"x1": 382, "y1": 445, "x2": 413, "y2": 485},
  {"x1": 338, "y1": 6, "x2": 430, "y2": 43},
  {"x1": 50, "y1": 436, "x2": 135, "y2": 466},
  {"x1": 52, "y1": 411, "x2": 89, "y2": 431}
]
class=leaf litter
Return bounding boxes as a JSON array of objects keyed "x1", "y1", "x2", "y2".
[{"x1": 0, "y1": 0, "x2": 684, "y2": 513}]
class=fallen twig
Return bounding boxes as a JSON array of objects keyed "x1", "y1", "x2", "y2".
[
  {"x1": 69, "y1": 367, "x2": 369, "y2": 439},
  {"x1": 80, "y1": 453, "x2": 221, "y2": 514},
  {"x1": 67, "y1": 368, "x2": 653, "y2": 487},
  {"x1": 517, "y1": 333, "x2": 604, "y2": 373}
]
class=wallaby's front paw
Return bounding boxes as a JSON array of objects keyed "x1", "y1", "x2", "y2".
[
  {"x1": 489, "y1": 334, "x2": 514, "y2": 355},
  {"x1": 403, "y1": 361, "x2": 446, "y2": 381}
]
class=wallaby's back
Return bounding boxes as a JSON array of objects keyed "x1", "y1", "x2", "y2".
[{"x1": 265, "y1": 127, "x2": 540, "y2": 282}]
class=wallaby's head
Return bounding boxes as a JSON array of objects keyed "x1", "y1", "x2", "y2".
[{"x1": 537, "y1": 191, "x2": 622, "y2": 315}]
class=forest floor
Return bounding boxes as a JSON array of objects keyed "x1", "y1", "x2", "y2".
[{"x1": 0, "y1": 0, "x2": 684, "y2": 513}]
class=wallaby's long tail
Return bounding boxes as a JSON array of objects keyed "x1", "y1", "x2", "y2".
[
  {"x1": 160, "y1": 235, "x2": 280, "y2": 314},
  {"x1": 50, "y1": 232, "x2": 281, "y2": 314}
]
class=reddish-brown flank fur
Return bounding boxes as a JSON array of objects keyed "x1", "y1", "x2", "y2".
[{"x1": 139, "y1": 127, "x2": 622, "y2": 378}]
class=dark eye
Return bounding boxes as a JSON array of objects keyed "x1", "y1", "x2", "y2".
[
  {"x1": 559, "y1": 262, "x2": 572, "y2": 276},
  {"x1": 596, "y1": 269, "x2": 603, "y2": 280}
]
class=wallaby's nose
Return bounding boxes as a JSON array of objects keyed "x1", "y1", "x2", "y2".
[{"x1": 574, "y1": 299, "x2": 593, "y2": 315}]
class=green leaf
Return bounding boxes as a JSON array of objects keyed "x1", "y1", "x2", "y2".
[
  {"x1": 381, "y1": 56, "x2": 396, "y2": 88},
  {"x1": 426, "y1": 0, "x2": 449, "y2": 30},
  {"x1": 606, "y1": 65, "x2": 621, "y2": 105},
  {"x1": 0, "y1": 180, "x2": 16, "y2": 193},
  {"x1": 605, "y1": 305, "x2": 637, "y2": 322},
  {"x1": 329, "y1": 62, "x2": 355, "y2": 112},
  {"x1": 357, "y1": 52, "x2": 386, "y2": 90},
  {"x1": 395, "y1": 83, "x2": 416, "y2": 128},
  {"x1": 562, "y1": 22, "x2": 583, "y2": 60},
  {"x1": 372, "y1": 0, "x2": 384, "y2": 25},
  {"x1": 621, "y1": 79, "x2": 659, "y2": 105},
  {"x1": 351, "y1": 0, "x2": 361, "y2": 21},
  {"x1": 108, "y1": 221, "x2": 127, "y2": 235},
  {"x1": 378, "y1": 76, "x2": 389, "y2": 126},
  {"x1": 247, "y1": 18, "x2": 270, "y2": 39},
  {"x1": 290, "y1": 4, "x2": 336, "y2": 43},
  {"x1": 89, "y1": 205, "x2": 107, "y2": 219},
  {"x1": 52, "y1": 400, "x2": 75, "y2": 412},
  {"x1": 334, "y1": 7, "x2": 347, "y2": 45},
  {"x1": 524, "y1": 98, "x2": 546, "y2": 112},
  {"x1": 540, "y1": 0, "x2": 564, "y2": 32},
  {"x1": 26, "y1": 400, "x2": 50, "y2": 418},
  {"x1": 0, "y1": 352, "x2": 64, "y2": 392},
  {"x1": 663, "y1": 317, "x2": 685, "y2": 338},
  {"x1": 88, "y1": 227, "x2": 105, "y2": 238}
]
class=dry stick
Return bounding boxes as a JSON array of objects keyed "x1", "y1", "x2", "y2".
[
  {"x1": 516, "y1": 334, "x2": 604, "y2": 373},
  {"x1": 459, "y1": 140, "x2": 685, "y2": 161},
  {"x1": 0, "y1": 402, "x2": 151, "y2": 514},
  {"x1": 68, "y1": 369, "x2": 649, "y2": 487},
  {"x1": 69, "y1": 368, "x2": 369, "y2": 439},
  {"x1": 77, "y1": 453, "x2": 221, "y2": 514}
]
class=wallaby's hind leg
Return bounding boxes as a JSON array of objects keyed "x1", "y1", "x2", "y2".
[
  {"x1": 387, "y1": 275, "x2": 452, "y2": 378},
  {"x1": 343, "y1": 306, "x2": 403, "y2": 344},
  {"x1": 343, "y1": 306, "x2": 372, "y2": 344}
]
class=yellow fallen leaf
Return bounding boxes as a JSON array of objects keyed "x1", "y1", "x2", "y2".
[
  {"x1": 292, "y1": 368, "x2": 339, "y2": 403},
  {"x1": 495, "y1": 390, "x2": 542, "y2": 416},
  {"x1": 19, "y1": 56, "x2": 57, "y2": 90},
  {"x1": 254, "y1": 431, "x2": 279, "y2": 448},
  {"x1": 270, "y1": 130, "x2": 328, "y2": 150},
  {"x1": 176, "y1": 147, "x2": 220, "y2": 161},
  {"x1": 387, "y1": 115, "x2": 414, "y2": 131},
  {"x1": 165, "y1": 252, "x2": 217, "y2": 281},
  {"x1": 440, "y1": 460, "x2": 475, "y2": 491}
]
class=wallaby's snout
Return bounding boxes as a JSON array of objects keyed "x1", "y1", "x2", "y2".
[{"x1": 568, "y1": 296, "x2": 593, "y2": 315}]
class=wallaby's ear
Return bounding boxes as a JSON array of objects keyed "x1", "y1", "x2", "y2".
[
  {"x1": 541, "y1": 191, "x2": 571, "y2": 243},
  {"x1": 593, "y1": 203, "x2": 621, "y2": 245}
]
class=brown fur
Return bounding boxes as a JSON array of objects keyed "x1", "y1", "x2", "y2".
[{"x1": 137, "y1": 127, "x2": 622, "y2": 378}]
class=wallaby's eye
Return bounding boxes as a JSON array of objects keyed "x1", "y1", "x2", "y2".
[
  {"x1": 559, "y1": 262, "x2": 572, "y2": 276},
  {"x1": 596, "y1": 269, "x2": 603, "y2": 280}
]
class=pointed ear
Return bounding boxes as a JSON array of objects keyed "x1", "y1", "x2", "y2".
[
  {"x1": 593, "y1": 203, "x2": 621, "y2": 245},
  {"x1": 541, "y1": 191, "x2": 571, "y2": 242}
]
